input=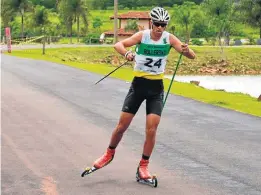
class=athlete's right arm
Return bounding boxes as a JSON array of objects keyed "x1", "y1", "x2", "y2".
[{"x1": 114, "y1": 31, "x2": 143, "y2": 61}]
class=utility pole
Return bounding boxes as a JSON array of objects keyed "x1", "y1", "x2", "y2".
[{"x1": 113, "y1": 0, "x2": 118, "y2": 43}]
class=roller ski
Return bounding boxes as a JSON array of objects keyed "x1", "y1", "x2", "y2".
[
  {"x1": 81, "y1": 148, "x2": 115, "y2": 177},
  {"x1": 136, "y1": 159, "x2": 158, "y2": 187}
]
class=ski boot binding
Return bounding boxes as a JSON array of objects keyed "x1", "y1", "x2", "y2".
[
  {"x1": 81, "y1": 148, "x2": 114, "y2": 177},
  {"x1": 81, "y1": 166, "x2": 99, "y2": 177},
  {"x1": 136, "y1": 160, "x2": 158, "y2": 187}
]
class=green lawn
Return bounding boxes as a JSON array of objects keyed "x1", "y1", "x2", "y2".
[{"x1": 6, "y1": 47, "x2": 261, "y2": 117}]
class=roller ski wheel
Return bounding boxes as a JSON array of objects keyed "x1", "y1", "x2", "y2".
[
  {"x1": 136, "y1": 172, "x2": 158, "y2": 188},
  {"x1": 81, "y1": 166, "x2": 98, "y2": 177}
]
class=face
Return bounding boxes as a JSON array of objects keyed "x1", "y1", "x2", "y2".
[{"x1": 151, "y1": 21, "x2": 167, "y2": 35}]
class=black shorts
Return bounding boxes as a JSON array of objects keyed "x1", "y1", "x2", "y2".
[{"x1": 122, "y1": 77, "x2": 164, "y2": 116}]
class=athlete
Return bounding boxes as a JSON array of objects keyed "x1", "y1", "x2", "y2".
[{"x1": 91, "y1": 7, "x2": 196, "y2": 180}]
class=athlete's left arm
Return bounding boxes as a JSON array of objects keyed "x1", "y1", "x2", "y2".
[
  {"x1": 114, "y1": 31, "x2": 143, "y2": 61},
  {"x1": 169, "y1": 34, "x2": 196, "y2": 59}
]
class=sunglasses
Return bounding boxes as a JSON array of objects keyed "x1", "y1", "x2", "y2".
[{"x1": 153, "y1": 22, "x2": 167, "y2": 27}]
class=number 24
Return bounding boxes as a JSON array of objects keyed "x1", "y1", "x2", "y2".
[{"x1": 144, "y1": 58, "x2": 162, "y2": 68}]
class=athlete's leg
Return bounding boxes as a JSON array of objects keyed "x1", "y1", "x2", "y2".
[
  {"x1": 137, "y1": 114, "x2": 161, "y2": 179},
  {"x1": 142, "y1": 89, "x2": 163, "y2": 158},
  {"x1": 93, "y1": 82, "x2": 144, "y2": 169},
  {"x1": 93, "y1": 112, "x2": 134, "y2": 169},
  {"x1": 108, "y1": 112, "x2": 135, "y2": 148},
  {"x1": 138, "y1": 89, "x2": 163, "y2": 179},
  {"x1": 143, "y1": 113, "x2": 161, "y2": 157},
  {"x1": 108, "y1": 83, "x2": 145, "y2": 148}
]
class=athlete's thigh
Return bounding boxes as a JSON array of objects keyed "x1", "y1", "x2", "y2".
[
  {"x1": 122, "y1": 85, "x2": 145, "y2": 115},
  {"x1": 146, "y1": 90, "x2": 164, "y2": 116}
]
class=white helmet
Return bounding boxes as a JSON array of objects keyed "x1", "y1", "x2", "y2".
[{"x1": 150, "y1": 7, "x2": 170, "y2": 23}]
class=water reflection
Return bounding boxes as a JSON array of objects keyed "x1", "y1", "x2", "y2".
[{"x1": 165, "y1": 75, "x2": 261, "y2": 98}]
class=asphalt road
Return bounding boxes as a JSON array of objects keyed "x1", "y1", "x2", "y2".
[{"x1": 1, "y1": 54, "x2": 261, "y2": 195}]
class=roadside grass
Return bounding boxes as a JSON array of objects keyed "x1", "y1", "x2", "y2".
[{"x1": 6, "y1": 47, "x2": 261, "y2": 117}]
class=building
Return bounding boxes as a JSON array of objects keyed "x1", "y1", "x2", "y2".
[{"x1": 103, "y1": 11, "x2": 151, "y2": 42}]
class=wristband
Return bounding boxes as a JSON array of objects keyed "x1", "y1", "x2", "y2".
[{"x1": 124, "y1": 51, "x2": 132, "y2": 58}]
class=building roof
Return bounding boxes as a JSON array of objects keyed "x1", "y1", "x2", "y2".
[
  {"x1": 110, "y1": 11, "x2": 150, "y2": 20},
  {"x1": 104, "y1": 28, "x2": 135, "y2": 36}
]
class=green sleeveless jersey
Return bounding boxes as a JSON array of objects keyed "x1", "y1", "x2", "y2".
[{"x1": 134, "y1": 30, "x2": 171, "y2": 79}]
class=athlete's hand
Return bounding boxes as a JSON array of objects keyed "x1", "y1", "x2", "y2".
[
  {"x1": 181, "y1": 44, "x2": 189, "y2": 54},
  {"x1": 125, "y1": 51, "x2": 135, "y2": 61}
]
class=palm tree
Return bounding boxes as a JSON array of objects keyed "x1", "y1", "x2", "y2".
[
  {"x1": 173, "y1": 2, "x2": 197, "y2": 43},
  {"x1": 1, "y1": 0, "x2": 15, "y2": 28},
  {"x1": 58, "y1": 0, "x2": 88, "y2": 43},
  {"x1": 32, "y1": 5, "x2": 49, "y2": 54},
  {"x1": 202, "y1": 0, "x2": 234, "y2": 59},
  {"x1": 72, "y1": 0, "x2": 88, "y2": 43},
  {"x1": 9, "y1": 0, "x2": 32, "y2": 39},
  {"x1": 237, "y1": 0, "x2": 261, "y2": 39},
  {"x1": 203, "y1": 0, "x2": 233, "y2": 41}
]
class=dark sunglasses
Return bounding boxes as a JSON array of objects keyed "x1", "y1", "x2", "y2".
[{"x1": 153, "y1": 22, "x2": 167, "y2": 27}]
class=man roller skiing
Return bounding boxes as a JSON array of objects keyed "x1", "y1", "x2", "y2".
[{"x1": 88, "y1": 7, "x2": 196, "y2": 182}]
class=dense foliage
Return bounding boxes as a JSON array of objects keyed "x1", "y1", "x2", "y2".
[{"x1": 1, "y1": 0, "x2": 260, "y2": 44}]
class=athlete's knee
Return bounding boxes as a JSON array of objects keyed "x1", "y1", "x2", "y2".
[
  {"x1": 146, "y1": 126, "x2": 157, "y2": 138},
  {"x1": 115, "y1": 112, "x2": 134, "y2": 134}
]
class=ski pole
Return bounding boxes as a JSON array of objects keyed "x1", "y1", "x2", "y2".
[
  {"x1": 163, "y1": 53, "x2": 183, "y2": 108},
  {"x1": 95, "y1": 60, "x2": 129, "y2": 85}
]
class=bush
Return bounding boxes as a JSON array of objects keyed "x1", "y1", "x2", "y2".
[
  {"x1": 191, "y1": 39, "x2": 203, "y2": 46},
  {"x1": 105, "y1": 37, "x2": 113, "y2": 44},
  {"x1": 118, "y1": 5, "x2": 125, "y2": 9},
  {"x1": 248, "y1": 36, "x2": 256, "y2": 45},
  {"x1": 233, "y1": 37, "x2": 241, "y2": 41},
  {"x1": 231, "y1": 30, "x2": 247, "y2": 37},
  {"x1": 83, "y1": 33, "x2": 101, "y2": 44},
  {"x1": 191, "y1": 23, "x2": 207, "y2": 38}
]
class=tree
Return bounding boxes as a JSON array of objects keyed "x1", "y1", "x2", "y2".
[
  {"x1": 71, "y1": 0, "x2": 88, "y2": 42},
  {"x1": 30, "y1": 0, "x2": 56, "y2": 9},
  {"x1": 1, "y1": 0, "x2": 16, "y2": 28},
  {"x1": 172, "y1": 2, "x2": 198, "y2": 43},
  {"x1": 9, "y1": 0, "x2": 32, "y2": 39},
  {"x1": 58, "y1": 0, "x2": 72, "y2": 42},
  {"x1": 58, "y1": 0, "x2": 88, "y2": 43},
  {"x1": 32, "y1": 5, "x2": 49, "y2": 54},
  {"x1": 237, "y1": 0, "x2": 261, "y2": 38},
  {"x1": 91, "y1": 0, "x2": 112, "y2": 9},
  {"x1": 202, "y1": 0, "x2": 234, "y2": 58},
  {"x1": 187, "y1": 0, "x2": 204, "y2": 4},
  {"x1": 92, "y1": 17, "x2": 103, "y2": 32},
  {"x1": 202, "y1": 0, "x2": 234, "y2": 41},
  {"x1": 113, "y1": 0, "x2": 118, "y2": 43},
  {"x1": 45, "y1": 12, "x2": 62, "y2": 36}
]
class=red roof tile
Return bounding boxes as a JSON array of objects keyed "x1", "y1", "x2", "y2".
[
  {"x1": 110, "y1": 11, "x2": 150, "y2": 20},
  {"x1": 104, "y1": 28, "x2": 135, "y2": 36}
]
